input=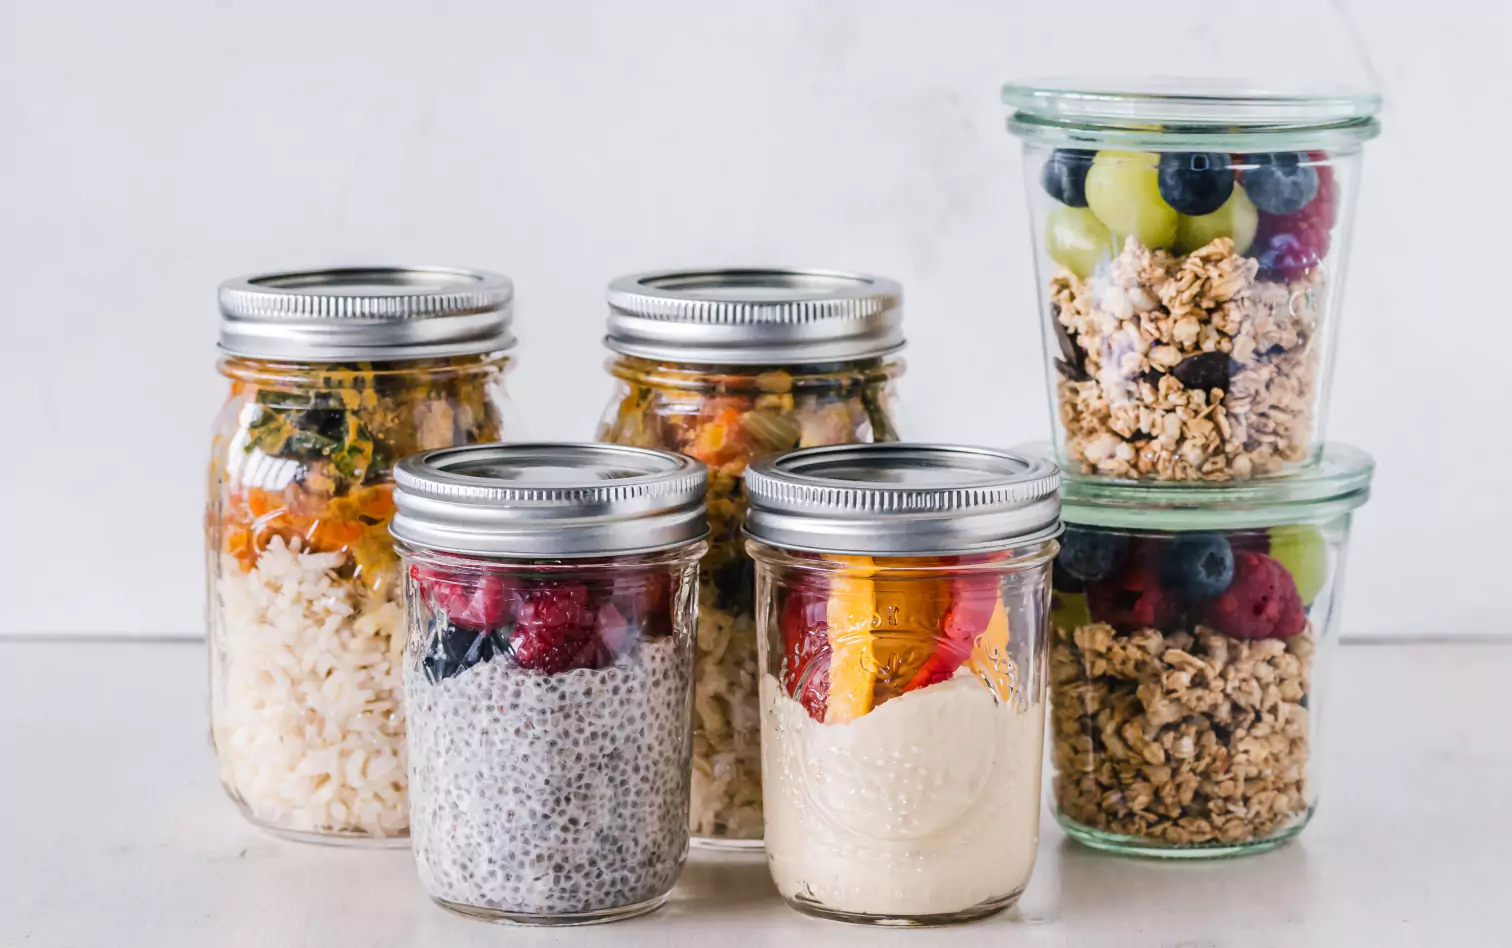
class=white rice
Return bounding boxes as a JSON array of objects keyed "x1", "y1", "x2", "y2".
[
  {"x1": 211, "y1": 535, "x2": 408, "y2": 838},
  {"x1": 688, "y1": 602, "x2": 764, "y2": 840}
]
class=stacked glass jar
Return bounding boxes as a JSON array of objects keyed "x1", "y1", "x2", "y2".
[
  {"x1": 207, "y1": 267, "x2": 517, "y2": 843},
  {"x1": 596, "y1": 268, "x2": 906, "y2": 848},
  {"x1": 1005, "y1": 80, "x2": 1381, "y2": 856}
]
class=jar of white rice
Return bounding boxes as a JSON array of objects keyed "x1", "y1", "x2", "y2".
[{"x1": 206, "y1": 266, "x2": 518, "y2": 843}]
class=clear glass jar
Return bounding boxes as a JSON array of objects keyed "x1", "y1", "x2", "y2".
[
  {"x1": 743, "y1": 444, "x2": 1061, "y2": 926},
  {"x1": 1004, "y1": 80, "x2": 1381, "y2": 482},
  {"x1": 596, "y1": 268, "x2": 907, "y2": 848},
  {"x1": 206, "y1": 266, "x2": 517, "y2": 843},
  {"x1": 390, "y1": 443, "x2": 708, "y2": 925},
  {"x1": 1034, "y1": 443, "x2": 1373, "y2": 857}
]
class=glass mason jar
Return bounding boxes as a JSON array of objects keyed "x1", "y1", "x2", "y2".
[
  {"x1": 743, "y1": 444, "x2": 1062, "y2": 926},
  {"x1": 207, "y1": 266, "x2": 517, "y2": 843},
  {"x1": 1004, "y1": 80, "x2": 1382, "y2": 482},
  {"x1": 596, "y1": 268, "x2": 907, "y2": 848},
  {"x1": 1034, "y1": 443, "x2": 1373, "y2": 857},
  {"x1": 390, "y1": 443, "x2": 707, "y2": 926}
]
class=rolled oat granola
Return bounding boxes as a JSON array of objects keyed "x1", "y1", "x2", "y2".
[
  {"x1": 1052, "y1": 237, "x2": 1324, "y2": 482},
  {"x1": 1050, "y1": 620, "x2": 1313, "y2": 847}
]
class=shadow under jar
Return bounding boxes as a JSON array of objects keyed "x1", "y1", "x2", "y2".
[
  {"x1": 1029, "y1": 442, "x2": 1373, "y2": 857},
  {"x1": 595, "y1": 268, "x2": 906, "y2": 849},
  {"x1": 391, "y1": 443, "x2": 708, "y2": 926},
  {"x1": 743, "y1": 444, "x2": 1061, "y2": 926},
  {"x1": 1004, "y1": 80, "x2": 1382, "y2": 481},
  {"x1": 206, "y1": 266, "x2": 517, "y2": 844}
]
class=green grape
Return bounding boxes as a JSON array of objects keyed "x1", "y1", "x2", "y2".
[
  {"x1": 1051, "y1": 591, "x2": 1092, "y2": 630},
  {"x1": 1269, "y1": 524, "x2": 1328, "y2": 605},
  {"x1": 1175, "y1": 185, "x2": 1259, "y2": 255},
  {"x1": 1085, "y1": 150, "x2": 1178, "y2": 250},
  {"x1": 1045, "y1": 205, "x2": 1115, "y2": 279}
]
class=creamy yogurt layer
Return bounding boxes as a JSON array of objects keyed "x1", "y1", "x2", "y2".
[{"x1": 760, "y1": 671, "x2": 1045, "y2": 917}]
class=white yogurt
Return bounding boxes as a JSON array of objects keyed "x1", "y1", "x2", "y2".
[{"x1": 760, "y1": 671, "x2": 1044, "y2": 918}]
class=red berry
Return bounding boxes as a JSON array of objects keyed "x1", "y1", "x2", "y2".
[
  {"x1": 412, "y1": 566, "x2": 517, "y2": 630},
  {"x1": 594, "y1": 601, "x2": 635, "y2": 661},
  {"x1": 1198, "y1": 551, "x2": 1306, "y2": 640},
  {"x1": 611, "y1": 570, "x2": 673, "y2": 638},
  {"x1": 1252, "y1": 162, "x2": 1337, "y2": 282},
  {"x1": 1086, "y1": 546, "x2": 1181, "y2": 634},
  {"x1": 779, "y1": 577, "x2": 831, "y2": 721},
  {"x1": 511, "y1": 584, "x2": 600, "y2": 673}
]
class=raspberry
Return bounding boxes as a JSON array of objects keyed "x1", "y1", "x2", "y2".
[
  {"x1": 1198, "y1": 551, "x2": 1305, "y2": 640},
  {"x1": 1086, "y1": 544, "x2": 1181, "y2": 633},
  {"x1": 1252, "y1": 162, "x2": 1337, "y2": 282},
  {"x1": 412, "y1": 566, "x2": 517, "y2": 630},
  {"x1": 510, "y1": 584, "x2": 600, "y2": 673},
  {"x1": 611, "y1": 570, "x2": 673, "y2": 639}
]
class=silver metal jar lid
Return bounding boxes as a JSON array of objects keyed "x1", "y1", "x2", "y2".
[
  {"x1": 391, "y1": 442, "x2": 708, "y2": 558},
  {"x1": 604, "y1": 267, "x2": 905, "y2": 365},
  {"x1": 218, "y1": 266, "x2": 515, "y2": 361},
  {"x1": 744, "y1": 443, "x2": 1062, "y2": 556}
]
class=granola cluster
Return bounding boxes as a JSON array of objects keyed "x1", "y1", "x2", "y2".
[
  {"x1": 1050, "y1": 620, "x2": 1314, "y2": 846},
  {"x1": 1051, "y1": 237, "x2": 1324, "y2": 481}
]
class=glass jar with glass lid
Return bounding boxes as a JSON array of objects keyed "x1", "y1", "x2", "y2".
[
  {"x1": 1028, "y1": 442, "x2": 1373, "y2": 857},
  {"x1": 596, "y1": 267, "x2": 906, "y2": 848},
  {"x1": 744, "y1": 443, "x2": 1061, "y2": 926},
  {"x1": 391, "y1": 443, "x2": 707, "y2": 925},
  {"x1": 207, "y1": 266, "x2": 518, "y2": 843},
  {"x1": 1003, "y1": 80, "x2": 1381, "y2": 482}
]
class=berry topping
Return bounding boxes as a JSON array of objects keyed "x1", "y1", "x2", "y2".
[
  {"x1": 1086, "y1": 151, "x2": 1179, "y2": 250},
  {"x1": 1042, "y1": 148, "x2": 1095, "y2": 207},
  {"x1": 1058, "y1": 529, "x2": 1129, "y2": 583},
  {"x1": 510, "y1": 584, "x2": 601, "y2": 674},
  {"x1": 1086, "y1": 557, "x2": 1180, "y2": 634},
  {"x1": 1241, "y1": 152, "x2": 1320, "y2": 215},
  {"x1": 412, "y1": 566, "x2": 517, "y2": 630},
  {"x1": 780, "y1": 578, "x2": 832, "y2": 721},
  {"x1": 1159, "y1": 533, "x2": 1235, "y2": 601},
  {"x1": 1251, "y1": 163, "x2": 1337, "y2": 282},
  {"x1": 421, "y1": 617, "x2": 497, "y2": 683},
  {"x1": 611, "y1": 570, "x2": 674, "y2": 639},
  {"x1": 1157, "y1": 152, "x2": 1235, "y2": 216},
  {"x1": 1170, "y1": 351, "x2": 1235, "y2": 393},
  {"x1": 1198, "y1": 550, "x2": 1306, "y2": 640}
]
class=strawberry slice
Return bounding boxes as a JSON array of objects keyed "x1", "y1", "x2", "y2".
[{"x1": 779, "y1": 575, "x2": 832, "y2": 722}]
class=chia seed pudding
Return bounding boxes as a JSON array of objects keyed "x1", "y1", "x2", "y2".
[{"x1": 406, "y1": 635, "x2": 692, "y2": 917}]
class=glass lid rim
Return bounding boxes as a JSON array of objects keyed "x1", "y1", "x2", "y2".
[
  {"x1": 1003, "y1": 77, "x2": 1381, "y2": 131},
  {"x1": 1014, "y1": 442, "x2": 1374, "y2": 513}
]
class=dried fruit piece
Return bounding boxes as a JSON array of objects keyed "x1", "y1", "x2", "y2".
[{"x1": 1170, "y1": 351, "x2": 1234, "y2": 393}]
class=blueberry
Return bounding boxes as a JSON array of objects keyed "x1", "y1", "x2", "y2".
[
  {"x1": 1041, "y1": 149, "x2": 1094, "y2": 207},
  {"x1": 1157, "y1": 152, "x2": 1234, "y2": 216},
  {"x1": 1058, "y1": 529, "x2": 1129, "y2": 583},
  {"x1": 424, "y1": 617, "x2": 497, "y2": 683},
  {"x1": 1159, "y1": 533, "x2": 1235, "y2": 601},
  {"x1": 1242, "y1": 153, "x2": 1319, "y2": 215}
]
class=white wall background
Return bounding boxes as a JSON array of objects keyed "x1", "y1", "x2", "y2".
[{"x1": 0, "y1": 1, "x2": 1507, "y2": 640}]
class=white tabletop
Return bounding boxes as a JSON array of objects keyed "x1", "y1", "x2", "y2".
[{"x1": 2, "y1": 638, "x2": 1507, "y2": 948}]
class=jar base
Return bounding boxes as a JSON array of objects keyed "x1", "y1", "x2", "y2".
[
  {"x1": 1056, "y1": 808, "x2": 1308, "y2": 859},
  {"x1": 781, "y1": 890, "x2": 1022, "y2": 928},
  {"x1": 431, "y1": 893, "x2": 668, "y2": 927},
  {"x1": 228, "y1": 798, "x2": 408, "y2": 846},
  {"x1": 691, "y1": 835, "x2": 764, "y2": 852}
]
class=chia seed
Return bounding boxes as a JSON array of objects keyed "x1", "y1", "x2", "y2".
[{"x1": 406, "y1": 635, "x2": 692, "y2": 917}]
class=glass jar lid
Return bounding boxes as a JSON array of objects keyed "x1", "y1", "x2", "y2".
[
  {"x1": 604, "y1": 267, "x2": 904, "y2": 365},
  {"x1": 1004, "y1": 77, "x2": 1382, "y2": 151},
  {"x1": 391, "y1": 442, "x2": 708, "y2": 557},
  {"x1": 744, "y1": 443, "x2": 1061, "y2": 556},
  {"x1": 218, "y1": 266, "x2": 515, "y2": 362},
  {"x1": 1017, "y1": 442, "x2": 1373, "y2": 530}
]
